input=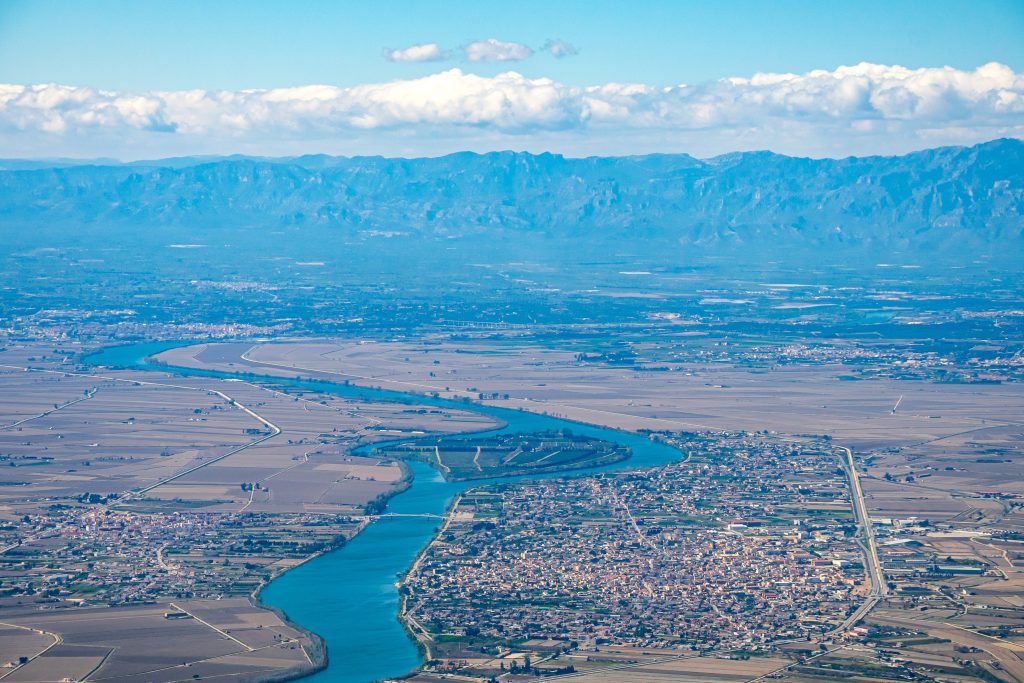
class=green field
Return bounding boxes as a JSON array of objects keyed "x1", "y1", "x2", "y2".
[{"x1": 380, "y1": 429, "x2": 630, "y2": 480}]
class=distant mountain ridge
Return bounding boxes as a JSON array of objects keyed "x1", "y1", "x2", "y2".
[{"x1": 1, "y1": 139, "x2": 1021, "y2": 256}]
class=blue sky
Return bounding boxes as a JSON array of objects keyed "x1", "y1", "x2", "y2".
[
  {"x1": 2, "y1": 0, "x2": 1022, "y2": 89},
  {"x1": 1, "y1": 0, "x2": 1022, "y2": 159}
]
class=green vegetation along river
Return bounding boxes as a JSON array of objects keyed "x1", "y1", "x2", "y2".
[{"x1": 86, "y1": 342, "x2": 685, "y2": 683}]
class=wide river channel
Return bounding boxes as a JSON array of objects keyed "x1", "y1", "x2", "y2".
[{"x1": 86, "y1": 342, "x2": 685, "y2": 683}]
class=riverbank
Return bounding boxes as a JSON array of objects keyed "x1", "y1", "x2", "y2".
[
  {"x1": 84, "y1": 341, "x2": 687, "y2": 683},
  {"x1": 248, "y1": 458, "x2": 426, "y2": 681},
  {"x1": 249, "y1": 595, "x2": 328, "y2": 683},
  {"x1": 383, "y1": 438, "x2": 632, "y2": 483},
  {"x1": 246, "y1": 514, "x2": 377, "y2": 682},
  {"x1": 396, "y1": 492, "x2": 463, "y2": 665},
  {"x1": 148, "y1": 342, "x2": 671, "y2": 442}
]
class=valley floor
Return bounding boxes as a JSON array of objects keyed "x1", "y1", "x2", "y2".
[{"x1": 2, "y1": 334, "x2": 1023, "y2": 683}]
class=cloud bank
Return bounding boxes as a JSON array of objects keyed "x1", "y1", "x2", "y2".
[
  {"x1": 383, "y1": 38, "x2": 573, "y2": 64},
  {"x1": 463, "y1": 38, "x2": 534, "y2": 62},
  {"x1": 382, "y1": 43, "x2": 450, "y2": 62},
  {"x1": 1, "y1": 63, "x2": 1022, "y2": 158}
]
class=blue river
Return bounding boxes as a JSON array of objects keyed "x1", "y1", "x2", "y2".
[{"x1": 86, "y1": 342, "x2": 684, "y2": 682}]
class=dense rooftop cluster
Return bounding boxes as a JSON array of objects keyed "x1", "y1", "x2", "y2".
[
  {"x1": 405, "y1": 432, "x2": 865, "y2": 656},
  {"x1": 0, "y1": 507, "x2": 358, "y2": 607}
]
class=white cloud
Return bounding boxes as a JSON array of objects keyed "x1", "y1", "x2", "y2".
[
  {"x1": 382, "y1": 43, "x2": 450, "y2": 63},
  {"x1": 463, "y1": 38, "x2": 534, "y2": 62},
  {"x1": 1, "y1": 63, "x2": 1022, "y2": 158},
  {"x1": 543, "y1": 40, "x2": 578, "y2": 58}
]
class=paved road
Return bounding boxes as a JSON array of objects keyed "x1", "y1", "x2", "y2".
[
  {"x1": 745, "y1": 445, "x2": 888, "y2": 683},
  {"x1": 0, "y1": 386, "x2": 96, "y2": 431},
  {"x1": 835, "y1": 445, "x2": 887, "y2": 633},
  {"x1": 872, "y1": 613, "x2": 1024, "y2": 682},
  {"x1": 0, "y1": 363, "x2": 283, "y2": 552},
  {"x1": 0, "y1": 621, "x2": 62, "y2": 681},
  {"x1": 121, "y1": 385, "x2": 282, "y2": 500}
]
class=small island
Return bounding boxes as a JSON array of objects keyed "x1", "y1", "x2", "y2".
[{"x1": 378, "y1": 429, "x2": 631, "y2": 480}]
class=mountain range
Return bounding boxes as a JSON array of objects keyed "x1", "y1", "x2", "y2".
[{"x1": 1, "y1": 139, "x2": 1021, "y2": 259}]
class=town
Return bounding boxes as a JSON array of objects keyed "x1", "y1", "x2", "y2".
[{"x1": 402, "y1": 432, "x2": 867, "y2": 676}]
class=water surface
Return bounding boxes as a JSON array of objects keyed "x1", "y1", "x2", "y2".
[{"x1": 86, "y1": 342, "x2": 684, "y2": 682}]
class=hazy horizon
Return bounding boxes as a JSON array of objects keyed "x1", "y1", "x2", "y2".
[{"x1": 2, "y1": 134, "x2": 1019, "y2": 165}]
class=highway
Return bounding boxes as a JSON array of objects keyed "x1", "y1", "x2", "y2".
[
  {"x1": 836, "y1": 445, "x2": 887, "y2": 633},
  {"x1": 744, "y1": 445, "x2": 887, "y2": 683}
]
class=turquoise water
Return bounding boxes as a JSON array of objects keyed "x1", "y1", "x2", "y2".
[{"x1": 85, "y1": 342, "x2": 684, "y2": 682}]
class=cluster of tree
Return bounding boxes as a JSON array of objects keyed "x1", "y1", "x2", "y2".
[
  {"x1": 364, "y1": 492, "x2": 390, "y2": 515},
  {"x1": 77, "y1": 491, "x2": 117, "y2": 504}
]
